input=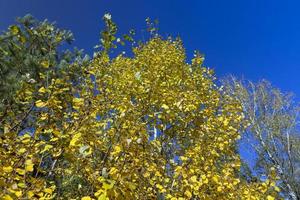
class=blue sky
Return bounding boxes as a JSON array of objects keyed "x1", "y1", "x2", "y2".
[{"x1": 1, "y1": 0, "x2": 300, "y2": 99}]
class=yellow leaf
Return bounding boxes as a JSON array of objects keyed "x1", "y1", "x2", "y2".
[
  {"x1": 109, "y1": 167, "x2": 118, "y2": 175},
  {"x1": 20, "y1": 134, "x2": 31, "y2": 144},
  {"x1": 155, "y1": 171, "x2": 162, "y2": 177},
  {"x1": 35, "y1": 100, "x2": 47, "y2": 108},
  {"x1": 38, "y1": 87, "x2": 47, "y2": 93},
  {"x1": 73, "y1": 97, "x2": 85, "y2": 109},
  {"x1": 162, "y1": 104, "x2": 169, "y2": 110},
  {"x1": 17, "y1": 182, "x2": 26, "y2": 188},
  {"x1": 44, "y1": 188, "x2": 53, "y2": 194},
  {"x1": 274, "y1": 186, "x2": 280, "y2": 192},
  {"x1": 27, "y1": 191, "x2": 35, "y2": 198},
  {"x1": 222, "y1": 118, "x2": 229, "y2": 126},
  {"x1": 267, "y1": 195, "x2": 275, "y2": 200},
  {"x1": 128, "y1": 182, "x2": 136, "y2": 190},
  {"x1": 156, "y1": 184, "x2": 164, "y2": 191},
  {"x1": 41, "y1": 60, "x2": 50, "y2": 68},
  {"x1": 53, "y1": 130, "x2": 61, "y2": 137},
  {"x1": 190, "y1": 175, "x2": 197, "y2": 182},
  {"x1": 143, "y1": 171, "x2": 150, "y2": 178},
  {"x1": 81, "y1": 196, "x2": 92, "y2": 200},
  {"x1": 3, "y1": 124, "x2": 10, "y2": 134},
  {"x1": 3, "y1": 166, "x2": 13, "y2": 173},
  {"x1": 180, "y1": 156, "x2": 188, "y2": 161},
  {"x1": 50, "y1": 137, "x2": 59, "y2": 142},
  {"x1": 37, "y1": 192, "x2": 44, "y2": 197},
  {"x1": 98, "y1": 193, "x2": 108, "y2": 200},
  {"x1": 2, "y1": 195, "x2": 13, "y2": 200},
  {"x1": 40, "y1": 114, "x2": 48, "y2": 121},
  {"x1": 10, "y1": 25, "x2": 19, "y2": 35},
  {"x1": 25, "y1": 159, "x2": 34, "y2": 172},
  {"x1": 212, "y1": 175, "x2": 219, "y2": 183},
  {"x1": 16, "y1": 168, "x2": 25, "y2": 175},
  {"x1": 112, "y1": 145, "x2": 122, "y2": 155},
  {"x1": 73, "y1": 97, "x2": 84, "y2": 105},
  {"x1": 184, "y1": 190, "x2": 192, "y2": 198},
  {"x1": 14, "y1": 190, "x2": 22, "y2": 197},
  {"x1": 19, "y1": 35, "x2": 26, "y2": 43},
  {"x1": 95, "y1": 189, "x2": 104, "y2": 197},
  {"x1": 70, "y1": 133, "x2": 81, "y2": 146},
  {"x1": 41, "y1": 144, "x2": 53, "y2": 153},
  {"x1": 102, "y1": 180, "x2": 115, "y2": 190},
  {"x1": 18, "y1": 148, "x2": 26, "y2": 154}
]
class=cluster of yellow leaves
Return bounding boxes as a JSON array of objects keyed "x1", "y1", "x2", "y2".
[
  {"x1": 0, "y1": 133, "x2": 56, "y2": 199},
  {"x1": 0, "y1": 35, "x2": 280, "y2": 199}
]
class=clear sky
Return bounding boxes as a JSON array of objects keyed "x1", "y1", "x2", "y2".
[{"x1": 1, "y1": 0, "x2": 300, "y2": 99}]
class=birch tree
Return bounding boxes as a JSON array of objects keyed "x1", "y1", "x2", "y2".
[{"x1": 223, "y1": 76, "x2": 300, "y2": 200}]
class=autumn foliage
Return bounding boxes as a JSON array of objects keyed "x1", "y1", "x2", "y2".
[{"x1": 0, "y1": 15, "x2": 280, "y2": 199}]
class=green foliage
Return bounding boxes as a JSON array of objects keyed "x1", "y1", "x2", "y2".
[{"x1": 0, "y1": 14, "x2": 89, "y2": 134}]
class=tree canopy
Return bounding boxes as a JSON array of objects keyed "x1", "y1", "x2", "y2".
[{"x1": 0, "y1": 14, "x2": 280, "y2": 200}]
